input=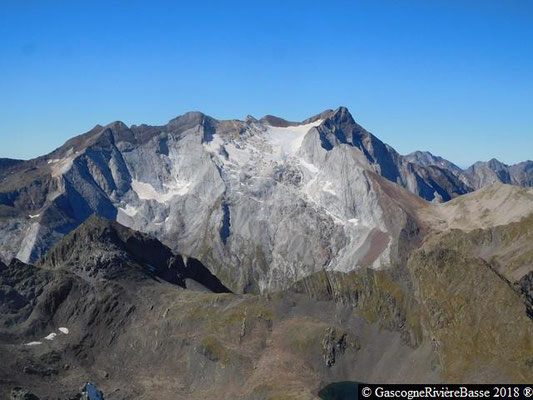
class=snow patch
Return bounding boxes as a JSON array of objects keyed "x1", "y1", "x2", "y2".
[
  {"x1": 298, "y1": 158, "x2": 319, "y2": 173},
  {"x1": 50, "y1": 156, "x2": 76, "y2": 177},
  {"x1": 264, "y1": 120, "x2": 322, "y2": 160},
  {"x1": 25, "y1": 341, "x2": 42, "y2": 346},
  {"x1": 224, "y1": 142, "x2": 252, "y2": 166},
  {"x1": 44, "y1": 332, "x2": 57, "y2": 340},
  {"x1": 348, "y1": 218, "x2": 360, "y2": 225},
  {"x1": 203, "y1": 134, "x2": 224, "y2": 153},
  {"x1": 131, "y1": 179, "x2": 191, "y2": 203},
  {"x1": 322, "y1": 181, "x2": 336, "y2": 196},
  {"x1": 119, "y1": 204, "x2": 139, "y2": 217},
  {"x1": 163, "y1": 179, "x2": 191, "y2": 196},
  {"x1": 28, "y1": 214, "x2": 40, "y2": 219},
  {"x1": 59, "y1": 327, "x2": 69, "y2": 334}
]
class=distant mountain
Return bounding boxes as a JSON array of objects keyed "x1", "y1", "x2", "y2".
[
  {"x1": 0, "y1": 107, "x2": 531, "y2": 294},
  {"x1": 404, "y1": 152, "x2": 533, "y2": 191},
  {"x1": 464, "y1": 158, "x2": 533, "y2": 188},
  {"x1": 404, "y1": 150, "x2": 463, "y2": 173}
]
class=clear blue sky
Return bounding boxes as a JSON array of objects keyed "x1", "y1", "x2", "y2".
[{"x1": 1, "y1": 0, "x2": 532, "y2": 167}]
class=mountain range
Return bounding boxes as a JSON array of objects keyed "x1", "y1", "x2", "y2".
[
  {"x1": 1, "y1": 107, "x2": 532, "y2": 293},
  {"x1": 0, "y1": 107, "x2": 532, "y2": 398}
]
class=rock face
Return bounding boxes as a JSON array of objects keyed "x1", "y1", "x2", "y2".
[
  {"x1": 1, "y1": 107, "x2": 532, "y2": 294},
  {"x1": 0, "y1": 107, "x2": 472, "y2": 293}
]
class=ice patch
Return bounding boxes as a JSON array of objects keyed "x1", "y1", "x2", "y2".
[
  {"x1": 132, "y1": 179, "x2": 190, "y2": 203},
  {"x1": 322, "y1": 181, "x2": 336, "y2": 196},
  {"x1": 203, "y1": 134, "x2": 224, "y2": 153},
  {"x1": 25, "y1": 341, "x2": 42, "y2": 346},
  {"x1": 163, "y1": 179, "x2": 191, "y2": 196},
  {"x1": 59, "y1": 327, "x2": 69, "y2": 334},
  {"x1": 299, "y1": 158, "x2": 319, "y2": 173},
  {"x1": 119, "y1": 204, "x2": 138, "y2": 217},
  {"x1": 44, "y1": 332, "x2": 57, "y2": 340},
  {"x1": 264, "y1": 120, "x2": 322, "y2": 160},
  {"x1": 224, "y1": 142, "x2": 252, "y2": 166},
  {"x1": 50, "y1": 156, "x2": 75, "y2": 177}
]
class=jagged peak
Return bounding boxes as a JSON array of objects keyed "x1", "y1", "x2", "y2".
[
  {"x1": 41, "y1": 215, "x2": 154, "y2": 256},
  {"x1": 328, "y1": 106, "x2": 355, "y2": 123}
]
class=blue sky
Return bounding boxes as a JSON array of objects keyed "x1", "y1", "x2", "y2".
[{"x1": 1, "y1": 0, "x2": 532, "y2": 166}]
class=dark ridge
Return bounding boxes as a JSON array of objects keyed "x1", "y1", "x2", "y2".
[
  {"x1": 259, "y1": 115, "x2": 296, "y2": 127},
  {"x1": 302, "y1": 108, "x2": 335, "y2": 124},
  {"x1": 49, "y1": 124, "x2": 105, "y2": 157},
  {"x1": 39, "y1": 215, "x2": 231, "y2": 293},
  {"x1": 0, "y1": 158, "x2": 24, "y2": 170}
]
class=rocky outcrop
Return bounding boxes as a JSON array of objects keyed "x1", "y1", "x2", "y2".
[{"x1": 39, "y1": 215, "x2": 231, "y2": 293}]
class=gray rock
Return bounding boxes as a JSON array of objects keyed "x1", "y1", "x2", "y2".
[{"x1": 1, "y1": 107, "x2": 531, "y2": 293}]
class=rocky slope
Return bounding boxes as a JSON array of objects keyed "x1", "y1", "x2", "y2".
[
  {"x1": 1, "y1": 107, "x2": 533, "y2": 398},
  {"x1": 0, "y1": 107, "x2": 476, "y2": 293},
  {"x1": 3, "y1": 107, "x2": 531, "y2": 294},
  {"x1": 0, "y1": 217, "x2": 440, "y2": 400},
  {"x1": 292, "y1": 184, "x2": 533, "y2": 384},
  {"x1": 2, "y1": 198, "x2": 533, "y2": 398}
]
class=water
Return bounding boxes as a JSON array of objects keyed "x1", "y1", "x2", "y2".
[
  {"x1": 318, "y1": 381, "x2": 360, "y2": 400},
  {"x1": 83, "y1": 382, "x2": 104, "y2": 400}
]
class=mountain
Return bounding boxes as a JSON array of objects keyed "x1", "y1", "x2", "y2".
[
  {"x1": 0, "y1": 158, "x2": 24, "y2": 171},
  {"x1": 1, "y1": 107, "x2": 532, "y2": 294},
  {"x1": 0, "y1": 217, "x2": 436, "y2": 399},
  {"x1": 1, "y1": 104, "x2": 533, "y2": 395},
  {"x1": 0, "y1": 107, "x2": 481, "y2": 293},
  {"x1": 1, "y1": 187, "x2": 532, "y2": 398},
  {"x1": 404, "y1": 151, "x2": 463, "y2": 173},
  {"x1": 464, "y1": 158, "x2": 533, "y2": 188},
  {"x1": 405, "y1": 152, "x2": 533, "y2": 192}
]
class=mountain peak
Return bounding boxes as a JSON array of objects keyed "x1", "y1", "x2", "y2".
[
  {"x1": 168, "y1": 111, "x2": 207, "y2": 124},
  {"x1": 487, "y1": 158, "x2": 508, "y2": 169},
  {"x1": 324, "y1": 106, "x2": 356, "y2": 125},
  {"x1": 105, "y1": 120, "x2": 129, "y2": 131},
  {"x1": 259, "y1": 115, "x2": 296, "y2": 127}
]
